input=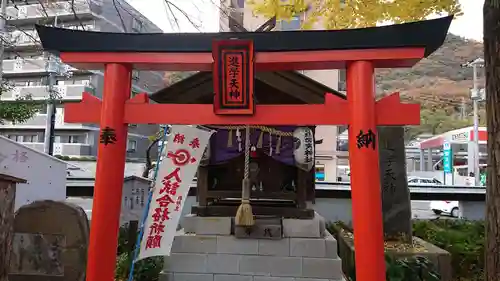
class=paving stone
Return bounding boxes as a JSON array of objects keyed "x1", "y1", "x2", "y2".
[
  {"x1": 290, "y1": 238, "x2": 326, "y2": 258},
  {"x1": 283, "y1": 215, "x2": 325, "y2": 238},
  {"x1": 217, "y1": 236, "x2": 258, "y2": 254},
  {"x1": 214, "y1": 274, "x2": 253, "y2": 281},
  {"x1": 258, "y1": 238, "x2": 290, "y2": 256},
  {"x1": 165, "y1": 253, "x2": 208, "y2": 273},
  {"x1": 301, "y1": 258, "x2": 343, "y2": 279},
  {"x1": 182, "y1": 215, "x2": 231, "y2": 235},
  {"x1": 324, "y1": 233, "x2": 338, "y2": 258},
  {"x1": 172, "y1": 273, "x2": 214, "y2": 281},
  {"x1": 238, "y1": 255, "x2": 303, "y2": 277},
  {"x1": 171, "y1": 233, "x2": 217, "y2": 253},
  {"x1": 207, "y1": 254, "x2": 241, "y2": 274},
  {"x1": 269, "y1": 257, "x2": 302, "y2": 277},
  {"x1": 238, "y1": 255, "x2": 273, "y2": 276}
]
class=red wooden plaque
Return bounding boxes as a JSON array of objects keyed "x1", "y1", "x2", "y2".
[{"x1": 212, "y1": 39, "x2": 255, "y2": 115}]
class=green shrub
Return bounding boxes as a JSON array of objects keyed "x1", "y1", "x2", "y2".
[
  {"x1": 345, "y1": 253, "x2": 440, "y2": 281},
  {"x1": 412, "y1": 219, "x2": 484, "y2": 281},
  {"x1": 115, "y1": 224, "x2": 164, "y2": 281},
  {"x1": 115, "y1": 252, "x2": 164, "y2": 281},
  {"x1": 328, "y1": 222, "x2": 441, "y2": 281}
]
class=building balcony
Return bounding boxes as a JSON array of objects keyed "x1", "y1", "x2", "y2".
[
  {"x1": 21, "y1": 142, "x2": 92, "y2": 156},
  {"x1": 0, "y1": 84, "x2": 90, "y2": 101},
  {"x1": 0, "y1": 111, "x2": 88, "y2": 129},
  {"x1": 6, "y1": 0, "x2": 92, "y2": 24},
  {"x1": 3, "y1": 58, "x2": 80, "y2": 75},
  {"x1": 3, "y1": 58, "x2": 47, "y2": 74},
  {"x1": 6, "y1": 29, "x2": 39, "y2": 49}
]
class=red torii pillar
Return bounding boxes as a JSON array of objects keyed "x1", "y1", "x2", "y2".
[
  {"x1": 85, "y1": 64, "x2": 132, "y2": 281},
  {"x1": 347, "y1": 61, "x2": 385, "y2": 281},
  {"x1": 62, "y1": 50, "x2": 420, "y2": 281}
]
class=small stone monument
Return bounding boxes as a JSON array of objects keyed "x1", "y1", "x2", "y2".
[
  {"x1": 0, "y1": 173, "x2": 26, "y2": 281},
  {"x1": 9, "y1": 200, "x2": 90, "y2": 281}
]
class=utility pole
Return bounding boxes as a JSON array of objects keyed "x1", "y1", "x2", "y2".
[
  {"x1": 462, "y1": 58, "x2": 485, "y2": 186},
  {"x1": 0, "y1": 0, "x2": 8, "y2": 84},
  {"x1": 43, "y1": 16, "x2": 59, "y2": 155},
  {"x1": 460, "y1": 97, "x2": 466, "y2": 120}
]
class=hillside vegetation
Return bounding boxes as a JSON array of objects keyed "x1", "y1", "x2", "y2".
[{"x1": 375, "y1": 34, "x2": 485, "y2": 138}]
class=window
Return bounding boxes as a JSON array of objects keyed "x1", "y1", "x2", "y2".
[
  {"x1": 23, "y1": 135, "x2": 38, "y2": 142},
  {"x1": 338, "y1": 69, "x2": 346, "y2": 91},
  {"x1": 315, "y1": 164, "x2": 325, "y2": 181},
  {"x1": 127, "y1": 139, "x2": 137, "y2": 152},
  {"x1": 279, "y1": 15, "x2": 301, "y2": 31},
  {"x1": 8, "y1": 135, "x2": 22, "y2": 142},
  {"x1": 132, "y1": 70, "x2": 140, "y2": 81},
  {"x1": 234, "y1": 0, "x2": 245, "y2": 8},
  {"x1": 68, "y1": 135, "x2": 82, "y2": 144},
  {"x1": 38, "y1": 104, "x2": 48, "y2": 114},
  {"x1": 408, "y1": 179, "x2": 418, "y2": 183},
  {"x1": 132, "y1": 18, "x2": 143, "y2": 32}
]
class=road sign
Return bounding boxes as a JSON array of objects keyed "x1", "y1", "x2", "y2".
[{"x1": 443, "y1": 141, "x2": 452, "y2": 174}]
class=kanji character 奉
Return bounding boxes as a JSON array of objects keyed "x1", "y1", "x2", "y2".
[{"x1": 189, "y1": 137, "x2": 200, "y2": 149}]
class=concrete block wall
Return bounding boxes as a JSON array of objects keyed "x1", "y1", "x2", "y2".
[{"x1": 161, "y1": 215, "x2": 344, "y2": 281}]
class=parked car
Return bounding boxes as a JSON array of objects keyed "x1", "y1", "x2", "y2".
[
  {"x1": 408, "y1": 177, "x2": 443, "y2": 185},
  {"x1": 430, "y1": 201, "x2": 459, "y2": 217}
]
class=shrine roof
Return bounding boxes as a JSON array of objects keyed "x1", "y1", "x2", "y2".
[
  {"x1": 150, "y1": 71, "x2": 345, "y2": 105},
  {"x1": 36, "y1": 16, "x2": 452, "y2": 57}
]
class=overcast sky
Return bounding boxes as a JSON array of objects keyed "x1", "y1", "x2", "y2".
[{"x1": 126, "y1": 0, "x2": 484, "y2": 41}]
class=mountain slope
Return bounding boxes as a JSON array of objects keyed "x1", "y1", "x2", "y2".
[{"x1": 376, "y1": 34, "x2": 483, "y2": 111}]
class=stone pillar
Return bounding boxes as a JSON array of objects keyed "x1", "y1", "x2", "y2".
[{"x1": 0, "y1": 174, "x2": 26, "y2": 281}]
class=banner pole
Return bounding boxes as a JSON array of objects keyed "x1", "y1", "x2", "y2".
[{"x1": 127, "y1": 126, "x2": 169, "y2": 281}]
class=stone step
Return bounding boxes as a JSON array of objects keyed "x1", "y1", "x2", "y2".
[
  {"x1": 160, "y1": 273, "x2": 346, "y2": 281},
  {"x1": 182, "y1": 214, "x2": 326, "y2": 238},
  {"x1": 171, "y1": 232, "x2": 338, "y2": 258},
  {"x1": 170, "y1": 214, "x2": 343, "y2": 281}
]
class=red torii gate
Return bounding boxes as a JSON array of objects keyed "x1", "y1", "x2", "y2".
[{"x1": 36, "y1": 15, "x2": 452, "y2": 281}]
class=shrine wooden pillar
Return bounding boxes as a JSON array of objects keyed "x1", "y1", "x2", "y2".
[
  {"x1": 347, "y1": 61, "x2": 386, "y2": 281},
  {"x1": 86, "y1": 64, "x2": 131, "y2": 281}
]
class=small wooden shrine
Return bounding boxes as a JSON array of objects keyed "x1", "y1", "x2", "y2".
[{"x1": 151, "y1": 71, "x2": 344, "y2": 219}]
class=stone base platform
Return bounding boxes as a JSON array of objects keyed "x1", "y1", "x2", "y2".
[{"x1": 161, "y1": 213, "x2": 345, "y2": 281}]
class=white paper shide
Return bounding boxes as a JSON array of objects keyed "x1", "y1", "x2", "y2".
[{"x1": 137, "y1": 125, "x2": 213, "y2": 260}]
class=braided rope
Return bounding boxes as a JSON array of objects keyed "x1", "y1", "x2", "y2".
[
  {"x1": 210, "y1": 125, "x2": 293, "y2": 137},
  {"x1": 244, "y1": 125, "x2": 250, "y2": 180}
]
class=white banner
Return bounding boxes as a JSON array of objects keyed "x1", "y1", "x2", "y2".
[{"x1": 137, "y1": 125, "x2": 213, "y2": 260}]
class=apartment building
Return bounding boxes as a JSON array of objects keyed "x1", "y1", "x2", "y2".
[
  {"x1": 0, "y1": 0, "x2": 164, "y2": 159},
  {"x1": 219, "y1": 0, "x2": 347, "y2": 181}
]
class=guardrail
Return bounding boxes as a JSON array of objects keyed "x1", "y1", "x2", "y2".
[
  {"x1": 315, "y1": 181, "x2": 486, "y2": 190},
  {"x1": 67, "y1": 178, "x2": 487, "y2": 200}
]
